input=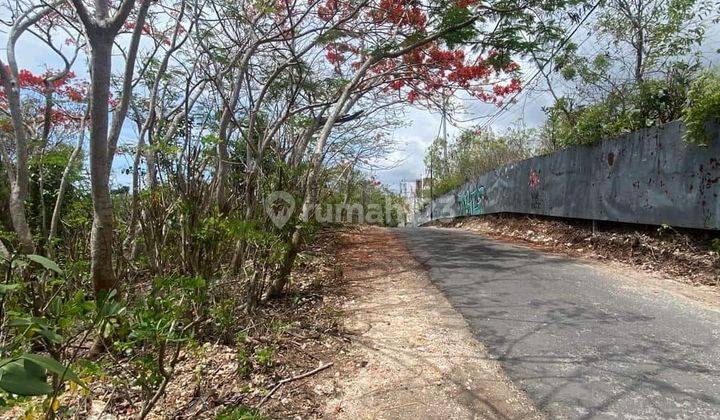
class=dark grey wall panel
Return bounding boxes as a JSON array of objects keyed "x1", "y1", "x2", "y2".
[{"x1": 416, "y1": 121, "x2": 720, "y2": 230}]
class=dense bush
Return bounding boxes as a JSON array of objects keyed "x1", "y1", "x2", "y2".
[
  {"x1": 681, "y1": 69, "x2": 720, "y2": 145},
  {"x1": 544, "y1": 98, "x2": 628, "y2": 148},
  {"x1": 542, "y1": 70, "x2": 697, "y2": 149}
]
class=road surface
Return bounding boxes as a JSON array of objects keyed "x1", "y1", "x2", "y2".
[{"x1": 397, "y1": 227, "x2": 720, "y2": 419}]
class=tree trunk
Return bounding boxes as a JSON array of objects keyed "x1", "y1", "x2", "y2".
[
  {"x1": 0, "y1": 53, "x2": 34, "y2": 253},
  {"x1": 8, "y1": 183, "x2": 34, "y2": 253},
  {"x1": 214, "y1": 76, "x2": 243, "y2": 212},
  {"x1": 48, "y1": 118, "x2": 86, "y2": 247},
  {"x1": 214, "y1": 129, "x2": 229, "y2": 210},
  {"x1": 634, "y1": 35, "x2": 643, "y2": 84},
  {"x1": 301, "y1": 62, "x2": 372, "y2": 220},
  {"x1": 265, "y1": 229, "x2": 301, "y2": 300},
  {"x1": 68, "y1": 0, "x2": 148, "y2": 298},
  {"x1": 88, "y1": 38, "x2": 117, "y2": 295},
  {"x1": 213, "y1": 46, "x2": 257, "y2": 211},
  {"x1": 266, "y1": 63, "x2": 373, "y2": 299}
]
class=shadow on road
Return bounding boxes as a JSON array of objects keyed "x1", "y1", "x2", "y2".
[{"x1": 397, "y1": 227, "x2": 720, "y2": 419}]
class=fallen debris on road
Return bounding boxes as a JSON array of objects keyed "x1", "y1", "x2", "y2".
[{"x1": 434, "y1": 214, "x2": 720, "y2": 287}]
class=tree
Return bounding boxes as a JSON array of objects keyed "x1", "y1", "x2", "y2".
[
  {"x1": 533, "y1": 0, "x2": 712, "y2": 148},
  {"x1": 421, "y1": 125, "x2": 536, "y2": 198},
  {"x1": 595, "y1": 0, "x2": 710, "y2": 84},
  {"x1": 0, "y1": 3, "x2": 56, "y2": 252},
  {"x1": 0, "y1": 1, "x2": 84, "y2": 253},
  {"x1": 69, "y1": 0, "x2": 152, "y2": 295}
]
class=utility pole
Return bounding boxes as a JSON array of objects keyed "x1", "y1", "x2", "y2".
[
  {"x1": 429, "y1": 155, "x2": 434, "y2": 220},
  {"x1": 399, "y1": 179, "x2": 404, "y2": 225},
  {"x1": 441, "y1": 92, "x2": 448, "y2": 174}
]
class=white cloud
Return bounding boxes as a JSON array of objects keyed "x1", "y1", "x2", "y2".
[{"x1": 372, "y1": 92, "x2": 550, "y2": 190}]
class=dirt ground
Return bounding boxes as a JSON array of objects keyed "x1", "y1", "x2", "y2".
[{"x1": 316, "y1": 226, "x2": 542, "y2": 419}]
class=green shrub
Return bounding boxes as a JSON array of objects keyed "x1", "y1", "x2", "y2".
[
  {"x1": 253, "y1": 347, "x2": 274, "y2": 369},
  {"x1": 573, "y1": 103, "x2": 618, "y2": 145},
  {"x1": 236, "y1": 346, "x2": 251, "y2": 377},
  {"x1": 681, "y1": 69, "x2": 720, "y2": 145},
  {"x1": 545, "y1": 93, "x2": 641, "y2": 148},
  {"x1": 216, "y1": 406, "x2": 266, "y2": 420},
  {"x1": 636, "y1": 77, "x2": 688, "y2": 125},
  {"x1": 543, "y1": 66, "x2": 697, "y2": 150},
  {"x1": 210, "y1": 298, "x2": 239, "y2": 341},
  {"x1": 0, "y1": 254, "x2": 87, "y2": 401}
]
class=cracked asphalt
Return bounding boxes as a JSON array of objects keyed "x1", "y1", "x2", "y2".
[{"x1": 397, "y1": 227, "x2": 720, "y2": 419}]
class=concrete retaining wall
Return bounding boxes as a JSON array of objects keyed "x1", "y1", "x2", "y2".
[{"x1": 416, "y1": 121, "x2": 720, "y2": 230}]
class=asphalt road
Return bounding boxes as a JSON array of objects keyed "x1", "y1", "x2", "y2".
[{"x1": 397, "y1": 227, "x2": 720, "y2": 419}]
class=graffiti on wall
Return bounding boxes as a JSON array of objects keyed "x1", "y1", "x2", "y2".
[
  {"x1": 458, "y1": 185, "x2": 487, "y2": 215},
  {"x1": 416, "y1": 122, "x2": 720, "y2": 230}
]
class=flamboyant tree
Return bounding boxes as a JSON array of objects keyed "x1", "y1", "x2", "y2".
[{"x1": 300, "y1": 0, "x2": 573, "y2": 219}]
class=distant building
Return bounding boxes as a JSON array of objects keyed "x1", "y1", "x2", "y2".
[{"x1": 401, "y1": 179, "x2": 429, "y2": 226}]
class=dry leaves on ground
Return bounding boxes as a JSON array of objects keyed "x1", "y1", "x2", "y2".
[{"x1": 436, "y1": 214, "x2": 720, "y2": 287}]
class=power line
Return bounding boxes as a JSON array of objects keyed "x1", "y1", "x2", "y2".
[
  {"x1": 478, "y1": 2, "x2": 601, "y2": 131},
  {"x1": 420, "y1": 5, "x2": 600, "y2": 192}
]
